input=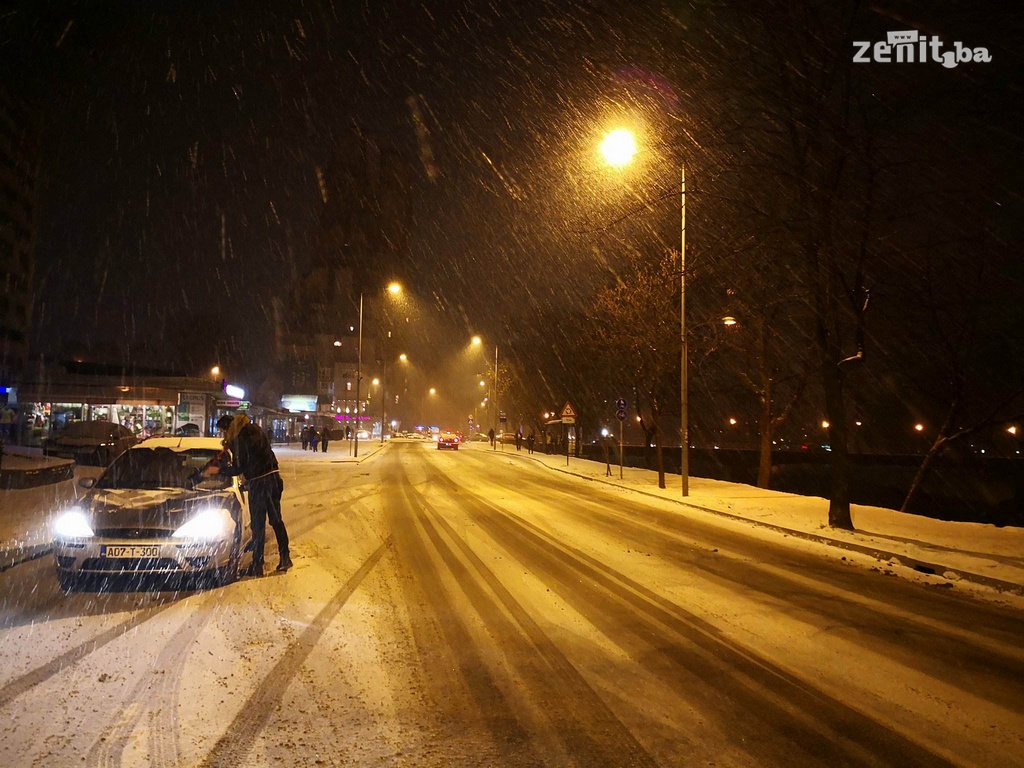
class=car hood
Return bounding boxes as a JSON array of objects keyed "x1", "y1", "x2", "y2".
[
  {"x1": 87, "y1": 488, "x2": 233, "y2": 530},
  {"x1": 52, "y1": 436, "x2": 111, "y2": 447}
]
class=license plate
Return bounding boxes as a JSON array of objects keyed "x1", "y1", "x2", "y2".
[{"x1": 101, "y1": 545, "x2": 161, "y2": 558}]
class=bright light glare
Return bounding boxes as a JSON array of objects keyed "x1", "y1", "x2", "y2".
[
  {"x1": 728, "y1": 418, "x2": 737, "y2": 425},
  {"x1": 333, "y1": 340, "x2": 342, "y2": 347},
  {"x1": 601, "y1": 428, "x2": 609, "y2": 437},
  {"x1": 914, "y1": 423, "x2": 924, "y2": 432},
  {"x1": 600, "y1": 128, "x2": 638, "y2": 167},
  {"x1": 479, "y1": 380, "x2": 486, "y2": 387},
  {"x1": 173, "y1": 508, "x2": 231, "y2": 540},
  {"x1": 387, "y1": 282, "x2": 402, "y2": 295},
  {"x1": 53, "y1": 509, "x2": 94, "y2": 538},
  {"x1": 821, "y1": 420, "x2": 830, "y2": 429},
  {"x1": 399, "y1": 353, "x2": 408, "y2": 361},
  {"x1": 372, "y1": 378, "x2": 380, "y2": 386},
  {"x1": 210, "y1": 365, "x2": 220, "y2": 376},
  {"x1": 471, "y1": 336, "x2": 482, "y2": 346},
  {"x1": 429, "y1": 387, "x2": 437, "y2": 395},
  {"x1": 723, "y1": 316, "x2": 737, "y2": 326},
  {"x1": 224, "y1": 384, "x2": 245, "y2": 399},
  {"x1": 1008, "y1": 426, "x2": 1017, "y2": 435}
]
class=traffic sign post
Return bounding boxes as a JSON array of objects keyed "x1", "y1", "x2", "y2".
[
  {"x1": 615, "y1": 398, "x2": 627, "y2": 480},
  {"x1": 560, "y1": 402, "x2": 576, "y2": 466}
]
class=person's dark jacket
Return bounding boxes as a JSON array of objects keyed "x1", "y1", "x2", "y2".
[{"x1": 222, "y1": 424, "x2": 279, "y2": 481}]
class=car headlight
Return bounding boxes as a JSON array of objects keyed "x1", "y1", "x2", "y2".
[
  {"x1": 53, "y1": 509, "x2": 95, "y2": 538},
  {"x1": 173, "y1": 507, "x2": 232, "y2": 540}
]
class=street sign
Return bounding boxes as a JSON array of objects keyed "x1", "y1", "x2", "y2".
[
  {"x1": 499, "y1": 411, "x2": 507, "y2": 423},
  {"x1": 615, "y1": 398, "x2": 627, "y2": 411},
  {"x1": 616, "y1": 409, "x2": 627, "y2": 421},
  {"x1": 560, "y1": 403, "x2": 576, "y2": 424}
]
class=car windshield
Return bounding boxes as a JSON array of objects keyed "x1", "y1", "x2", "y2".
[
  {"x1": 95, "y1": 447, "x2": 220, "y2": 490},
  {"x1": 60, "y1": 421, "x2": 120, "y2": 439}
]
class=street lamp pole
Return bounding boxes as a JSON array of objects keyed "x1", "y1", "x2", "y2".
[
  {"x1": 680, "y1": 163, "x2": 689, "y2": 497},
  {"x1": 354, "y1": 292, "x2": 363, "y2": 458},
  {"x1": 380, "y1": 337, "x2": 388, "y2": 444},
  {"x1": 493, "y1": 344, "x2": 499, "y2": 450}
]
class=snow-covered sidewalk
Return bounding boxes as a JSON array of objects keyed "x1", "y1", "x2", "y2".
[{"x1": 470, "y1": 443, "x2": 1024, "y2": 596}]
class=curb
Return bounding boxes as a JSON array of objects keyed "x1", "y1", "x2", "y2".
[{"x1": 485, "y1": 450, "x2": 1024, "y2": 597}]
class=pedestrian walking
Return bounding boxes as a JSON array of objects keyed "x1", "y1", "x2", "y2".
[
  {"x1": 515, "y1": 430, "x2": 522, "y2": 452},
  {"x1": 526, "y1": 430, "x2": 535, "y2": 454},
  {"x1": 300, "y1": 425, "x2": 309, "y2": 450},
  {"x1": 217, "y1": 414, "x2": 292, "y2": 576},
  {"x1": 488, "y1": 427, "x2": 495, "y2": 447},
  {"x1": 321, "y1": 427, "x2": 329, "y2": 453},
  {"x1": 309, "y1": 427, "x2": 319, "y2": 452}
]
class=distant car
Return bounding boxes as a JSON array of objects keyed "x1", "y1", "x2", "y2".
[
  {"x1": 174, "y1": 423, "x2": 202, "y2": 437},
  {"x1": 437, "y1": 432, "x2": 460, "y2": 450},
  {"x1": 470, "y1": 432, "x2": 489, "y2": 442},
  {"x1": 43, "y1": 421, "x2": 140, "y2": 466},
  {"x1": 52, "y1": 437, "x2": 253, "y2": 592}
]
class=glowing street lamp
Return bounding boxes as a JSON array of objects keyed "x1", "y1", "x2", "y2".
[
  {"x1": 599, "y1": 128, "x2": 638, "y2": 167},
  {"x1": 601, "y1": 126, "x2": 689, "y2": 495}
]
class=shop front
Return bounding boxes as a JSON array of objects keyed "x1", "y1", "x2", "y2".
[{"x1": 13, "y1": 369, "x2": 223, "y2": 447}]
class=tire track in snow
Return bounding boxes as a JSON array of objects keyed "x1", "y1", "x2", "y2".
[
  {"x1": 385, "y1": 463, "x2": 543, "y2": 766},
  {"x1": 399, "y1": 462, "x2": 660, "y2": 768},
  {"x1": 0, "y1": 602, "x2": 176, "y2": 711},
  {"x1": 198, "y1": 539, "x2": 390, "y2": 768},
  {"x1": 442, "y1": 475, "x2": 959, "y2": 768},
  {"x1": 86, "y1": 605, "x2": 215, "y2": 768}
]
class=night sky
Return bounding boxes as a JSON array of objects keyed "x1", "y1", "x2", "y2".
[{"x1": 3, "y1": 0, "x2": 1022, "y2": 425}]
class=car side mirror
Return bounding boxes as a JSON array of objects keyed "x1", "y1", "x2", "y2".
[{"x1": 78, "y1": 477, "x2": 96, "y2": 489}]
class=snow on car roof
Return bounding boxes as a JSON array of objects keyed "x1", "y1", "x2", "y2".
[{"x1": 133, "y1": 437, "x2": 224, "y2": 451}]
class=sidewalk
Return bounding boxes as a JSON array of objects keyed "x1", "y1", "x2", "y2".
[
  {"x1": 471, "y1": 443, "x2": 1024, "y2": 597},
  {"x1": 274, "y1": 442, "x2": 386, "y2": 463}
]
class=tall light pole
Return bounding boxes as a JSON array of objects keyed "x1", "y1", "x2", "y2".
[
  {"x1": 353, "y1": 292, "x2": 364, "y2": 458},
  {"x1": 600, "y1": 127, "x2": 688, "y2": 496}
]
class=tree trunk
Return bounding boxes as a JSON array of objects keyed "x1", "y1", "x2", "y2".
[
  {"x1": 655, "y1": 422, "x2": 666, "y2": 490},
  {"x1": 823, "y1": 363, "x2": 854, "y2": 530},
  {"x1": 757, "y1": 382, "x2": 773, "y2": 489},
  {"x1": 900, "y1": 435, "x2": 947, "y2": 514}
]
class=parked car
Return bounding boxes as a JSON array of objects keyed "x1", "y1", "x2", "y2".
[
  {"x1": 470, "y1": 432, "x2": 489, "y2": 442},
  {"x1": 437, "y1": 432, "x2": 460, "y2": 450},
  {"x1": 43, "y1": 421, "x2": 140, "y2": 466},
  {"x1": 173, "y1": 423, "x2": 202, "y2": 437},
  {"x1": 52, "y1": 437, "x2": 253, "y2": 591}
]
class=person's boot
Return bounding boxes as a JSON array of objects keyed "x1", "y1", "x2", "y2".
[
  {"x1": 251, "y1": 562, "x2": 264, "y2": 577},
  {"x1": 276, "y1": 554, "x2": 293, "y2": 572}
]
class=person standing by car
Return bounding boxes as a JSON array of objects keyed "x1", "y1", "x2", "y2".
[{"x1": 220, "y1": 414, "x2": 292, "y2": 576}]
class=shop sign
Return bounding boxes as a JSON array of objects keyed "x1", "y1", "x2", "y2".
[{"x1": 281, "y1": 394, "x2": 318, "y2": 412}]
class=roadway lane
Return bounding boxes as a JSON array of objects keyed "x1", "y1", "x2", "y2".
[{"x1": 0, "y1": 440, "x2": 1020, "y2": 767}]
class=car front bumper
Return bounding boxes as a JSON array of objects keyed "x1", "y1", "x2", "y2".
[{"x1": 54, "y1": 537, "x2": 234, "y2": 576}]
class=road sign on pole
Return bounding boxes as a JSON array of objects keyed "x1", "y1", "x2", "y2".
[
  {"x1": 615, "y1": 398, "x2": 627, "y2": 411},
  {"x1": 560, "y1": 401, "x2": 576, "y2": 424},
  {"x1": 615, "y1": 409, "x2": 626, "y2": 421}
]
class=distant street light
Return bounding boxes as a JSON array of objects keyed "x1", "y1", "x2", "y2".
[
  {"x1": 429, "y1": 387, "x2": 437, "y2": 395},
  {"x1": 822, "y1": 420, "x2": 830, "y2": 429},
  {"x1": 914, "y1": 423, "x2": 925, "y2": 432},
  {"x1": 722, "y1": 316, "x2": 738, "y2": 327},
  {"x1": 728, "y1": 418, "x2": 737, "y2": 425},
  {"x1": 600, "y1": 126, "x2": 688, "y2": 496},
  {"x1": 1009, "y1": 426, "x2": 1018, "y2": 435},
  {"x1": 210, "y1": 366, "x2": 220, "y2": 376}
]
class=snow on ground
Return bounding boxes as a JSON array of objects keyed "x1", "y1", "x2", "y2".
[{"x1": 463, "y1": 442, "x2": 1024, "y2": 602}]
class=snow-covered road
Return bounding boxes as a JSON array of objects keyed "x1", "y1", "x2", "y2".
[{"x1": 1, "y1": 440, "x2": 1021, "y2": 767}]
